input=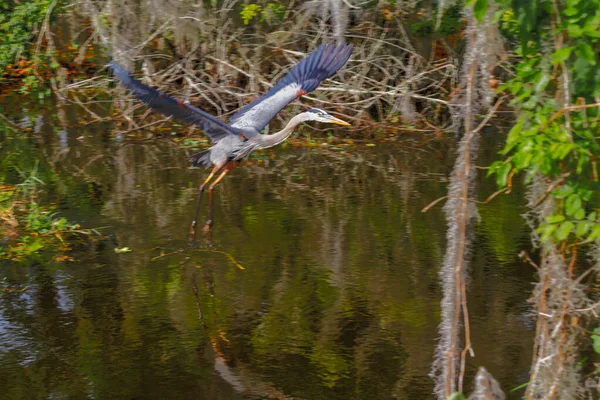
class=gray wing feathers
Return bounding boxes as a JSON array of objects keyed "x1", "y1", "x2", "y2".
[
  {"x1": 230, "y1": 83, "x2": 301, "y2": 133},
  {"x1": 111, "y1": 62, "x2": 240, "y2": 143},
  {"x1": 228, "y1": 43, "x2": 353, "y2": 133}
]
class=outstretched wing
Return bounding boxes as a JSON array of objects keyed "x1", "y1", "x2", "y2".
[
  {"x1": 111, "y1": 62, "x2": 241, "y2": 143},
  {"x1": 228, "y1": 43, "x2": 353, "y2": 133}
]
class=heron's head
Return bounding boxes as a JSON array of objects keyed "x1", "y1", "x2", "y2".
[{"x1": 302, "y1": 108, "x2": 351, "y2": 126}]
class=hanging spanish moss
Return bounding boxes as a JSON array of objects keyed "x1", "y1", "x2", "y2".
[
  {"x1": 523, "y1": 175, "x2": 599, "y2": 399},
  {"x1": 467, "y1": 367, "x2": 505, "y2": 400},
  {"x1": 313, "y1": 0, "x2": 348, "y2": 45},
  {"x1": 430, "y1": 2, "x2": 505, "y2": 398}
]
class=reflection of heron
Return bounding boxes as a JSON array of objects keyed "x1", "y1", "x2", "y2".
[{"x1": 111, "y1": 43, "x2": 353, "y2": 237}]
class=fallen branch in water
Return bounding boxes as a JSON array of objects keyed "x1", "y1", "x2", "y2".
[{"x1": 0, "y1": 112, "x2": 22, "y2": 130}]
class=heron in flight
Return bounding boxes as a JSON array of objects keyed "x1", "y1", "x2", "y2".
[{"x1": 111, "y1": 43, "x2": 353, "y2": 237}]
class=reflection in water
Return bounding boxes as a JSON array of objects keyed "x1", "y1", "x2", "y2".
[{"x1": 0, "y1": 101, "x2": 534, "y2": 399}]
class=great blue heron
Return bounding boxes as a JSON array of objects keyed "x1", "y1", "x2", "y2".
[{"x1": 111, "y1": 43, "x2": 353, "y2": 237}]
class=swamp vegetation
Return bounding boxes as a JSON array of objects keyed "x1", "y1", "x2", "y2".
[{"x1": 1, "y1": 0, "x2": 599, "y2": 399}]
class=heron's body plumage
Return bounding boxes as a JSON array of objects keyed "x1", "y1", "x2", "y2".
[
  {"x1": 111, "y1": 43, "x2": 353, "y2": 169},
  {"x1": 112, "y1": 43, "x2": 353, "y2": 236}
]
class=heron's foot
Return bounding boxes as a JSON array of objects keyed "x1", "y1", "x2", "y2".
[
  {"x1": 203, "y1": 219, "x2": 213, "y2": 234},
  {"x1": 189, "y1": 221, "x2": 197, "y2": 241}
]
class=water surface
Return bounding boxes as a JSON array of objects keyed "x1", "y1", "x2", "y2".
[{"x1": 0, "y1": 99, "x2": 534, "y2": 399}]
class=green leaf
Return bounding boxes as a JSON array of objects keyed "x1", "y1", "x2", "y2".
[
  {"x1": 535, "y1": 73, "x2": 551, "y2": 93},
  {"x1": 576, "y1": 42, "x2": 596, "y2": 65},
  {"x1": 512, "y1": 148, "x2": 533, "y2": 170},
  {"x1": 555, "y1": 221, "x2": 574, "y2": 241},
  {"x1": 240, "y1": 4, "x2": 262, "y2": 24},
  {"x1": 565, "y1": 194, "x2": 582, "y2": 217},
  {"x1": 508, "y1": 81, "x2": 523, "y2": 95},
  {"x1": 579, "y1": 189, "x2": 593, "y2": 202},
  {"x1": 25, "y1": 237, "x2": 44, "y2": 254},
  {"x1": 502, "y1": 119, "x2": 525, "y2": 154},
  {"x1": 564, "y1": 0, "x2": 581, "y2": 9},
  {"x1": 583, "y1": 21, "x2": 600, "y2": 38},
  {"x1": 592, "y1": 328, "x2": 600, "y2": 354},
  {"x1": 537, "y1": 224, "x2": 556, "y2": 243},
  {"x1": 588, "y1": 225, "x2": 600, "y2": 241},
  {"x1": 496, "y1": 162, "x2": 512, "y2": 187},
  {"x1": 573, "y1": 57, "x2": 593, "y2": 83},
  {"x1": 486, "y1": 160, "x2": 504, "y2": 177},
  {"x1": 546, "y1": 215, "x2": 565, "y2": 224},
  {"x1": 509, "y1": 381, "x2": 529, "y2": 393},
  {"x1": 563, "y1": 7, "x2": 578, "y2": 17},
  {"x1": 588, "y1": 211, "x2": 597, "y2": 222},
  {"x1": 574, "y1": 208, "x2": 585, "y2": 220},
  {"x1": 553, "y1": 143, "x2": 575, "y2": 159},
  {"x1": 567, "y1": 24, "x2": 583, "y2": 37},
  {"x1": 473, "y1": 0, "x2": 489, "y2": 22},
  {"x1": 576, "y1": 221, "x2": 591, "y2": 237},
  {"x1": 552, "y1": 184, "x2": 575, "y2": 199},
  {"x1": 552, "y1": 47, "x2": 572, "y2": 64}
]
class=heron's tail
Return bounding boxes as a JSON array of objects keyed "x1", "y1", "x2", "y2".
[{"x1": 187, "y1": 150, "x2": 211, "y2": 168}]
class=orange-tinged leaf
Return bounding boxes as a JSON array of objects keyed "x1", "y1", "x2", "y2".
[{"x1": 53, "y1": 255, "x2": 75, "y2": 262}]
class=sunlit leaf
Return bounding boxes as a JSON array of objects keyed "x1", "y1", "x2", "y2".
[
  {"x1": 486, "y1": 160, "x2": 504, "y2": 177},
  {"x1": 567, "y1": 24, "x2": 583, "y2": 37},
  {"x1": 535, "y1": 73, "x2": 551, "y2": 93},
  {"x1": 576, "y1": 42, "x2": 596, "y2": 65},
  {"x1": 574, "y1": 208, "x2": 585, "y2": 220},
  {"x1": 555, "y1": 221, "x2": 574, "y2": 241},
  {"x1": 537, "y1": 224, "x2": 556, "y2": 243},
  {"x1": 565, "y1": 194, "x2": 582, "y2": 217},
  {"x1": 588, "y1": 211, "x2": 597, "y2": 222},
  {"x1": 588, "y1": 225, "x2": 600, "y2": 241},
  {"x1": 592, "y1": 328, "x2": 600, "y2": 354},
  {"x1": 576, "y1": 221, "x2": 591, "y2": 237},
  {"x1": 496, "y1": 162, "x2": 512, "y2": 187},
  {"x1": 552, "y1": 184, "x2": 574, "y2": 199},
  {"x1": 579, "y1": 189, "x2": 594, "y2": 202},
  {"x1": 473, "y1": 0, "x2": 488, "y2": 22},
  {"x1": 509, "y1": 381, "x2": 530, "y2": 394},
  {"x1": 546, "y1": 215, "x2": 565, "y2": 224},
  {"x1": 552, "y1": 47, "x2": 572, "y2": 64}
]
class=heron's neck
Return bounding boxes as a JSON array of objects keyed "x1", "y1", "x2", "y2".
[{"x1": 261, "y1": 114, "x2": 306, "y2": 149}]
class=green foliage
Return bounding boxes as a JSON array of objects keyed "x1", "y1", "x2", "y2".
[
  {"x1": 412, "y1": 4, "x2": 465, "y2": 36},
  {"x1": 0, "y1": 163, "x2": 97, "y2": 261},
  {"x1": 508, "y1": 0, "x2": 549, "y2": 55},
  {"x1": 509, "y1": 381, "x2": 530, "y2": 393},
  {"x1": 489, "y1": 0, "x2": 600, "y2": 247},
  {"x1": 558, "y1": 0, "x2": 600, "y2": 97},
  {"x1": 593, "y1": 328, "x2": 600, "y2": 355},
  {"x1": 495, "y1": 7, "x2": 520, "y2": 46},
  {"x1": 466, "y1": 0, "x2": 489, "y2": 22},
  {"x1": 241, "y1": 4, "x2": 262, "y2": 24},
  {"x1": 240, "y1": 2, "x2": 286, "y2": 25},
  {"x1": 0, "y1": 0, "x2": 60, "y2": 74},
  {"x1": 591, "y1": 328, "x2": 600, "y2": 376},
  {"x1": 19, "y1": 74, "x2": 52, "y2": 99}
]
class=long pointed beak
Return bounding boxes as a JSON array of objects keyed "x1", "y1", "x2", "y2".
[{"x1": 328, "y1": 115, "x2": 351, "y2": 126}]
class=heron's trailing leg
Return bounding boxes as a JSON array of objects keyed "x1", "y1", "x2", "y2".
[
  {"x1": 189, "y1": 165, "x2": 221, "y2": 241},
  {"x1": 203, "y1": 162, "x2": 237, "y2": 233}
]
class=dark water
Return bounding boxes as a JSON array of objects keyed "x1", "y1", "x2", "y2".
[{"x1": 0, "y1": 99, "x2": 535, "y2": 399}]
